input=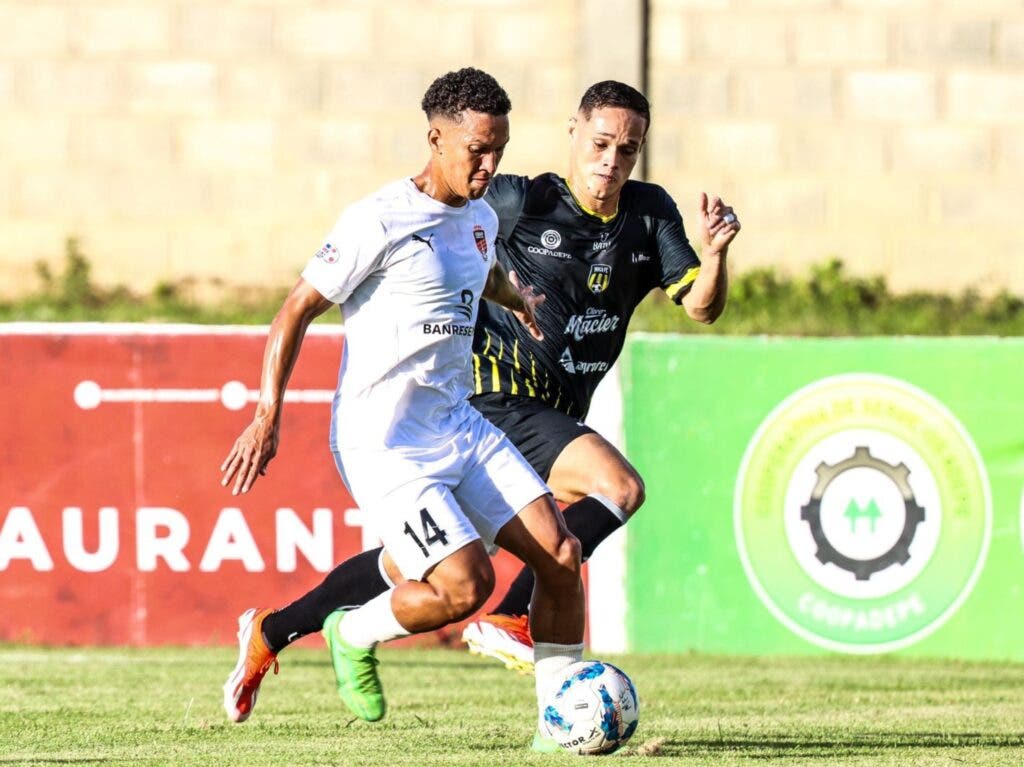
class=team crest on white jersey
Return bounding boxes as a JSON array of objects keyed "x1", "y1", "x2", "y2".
[
  {"x1": 473, "y1": 225, "x2": 488, "y2": 260},
  {"x1": 588, "y1": 264, "x2": 612, "y2": 294},
  {"x1": 315, "y1": 242, "x2": 338, "y2": 263}
]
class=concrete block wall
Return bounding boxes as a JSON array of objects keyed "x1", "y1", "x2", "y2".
[
  {"x1": 651, "y1": 0, "x2": 1024, "y2": 294},
  {"x1": 0, "y1": 0, "x2": 1021, "y2": 297},
  {"x1": 0, "y1": 0, "x2": 588, "y2": 296}
]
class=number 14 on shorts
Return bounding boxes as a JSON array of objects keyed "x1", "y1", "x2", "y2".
[{"x1": 404, "y1": 508, "x2": 450, "y2": 557}]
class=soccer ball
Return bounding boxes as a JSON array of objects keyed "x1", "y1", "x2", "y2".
[{"x1": 541, "y1": 660, "x2": 640, "y2": 755}]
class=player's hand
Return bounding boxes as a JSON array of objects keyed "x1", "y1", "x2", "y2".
[
  {"x1": 509, "y1": 270, "x2": 546, "y2": 341},
  {"x1": 220, "y1": 414, "x2": 279, "y2": 496},
  {"x1": 700, "y1": 192, "x2": 741, "y2": 256}
]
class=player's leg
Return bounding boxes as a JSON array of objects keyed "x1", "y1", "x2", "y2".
[
  {"x1": 259, "y1": 548, "x2": 393, "y2": 651},
  {"x1": 492, "y1": 431, "x2": 643, "y2": 616},
  {"x1": 452, "y1": 416, "x2": 584, "y2": 746},
  {"x1": 323, "y1": 477, "x2": 495, "y2": 722},
  {"x1": 324, "y1": 538, "x2": 493, "y2": 721},
  {"x1": 463, "y1": 395, "x2": 644, "y2": 669},
  {"x1": 493, "y1": 495, "x2": 584, "y2": 748}
]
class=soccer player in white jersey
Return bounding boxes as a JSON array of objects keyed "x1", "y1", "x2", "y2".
[{"x1": 220, "y1": 68, "x2": 584, "y2": 750}]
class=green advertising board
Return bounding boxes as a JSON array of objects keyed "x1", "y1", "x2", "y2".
[{"x1": 620, "y1": 335, "x2": 1023, "y2": 659}]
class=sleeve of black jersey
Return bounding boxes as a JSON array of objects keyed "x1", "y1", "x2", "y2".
[
  {"x1": 484, "y1": 174, "x2": 530, "y2": 242},
  {"x1": 651, "y1": 187, "x2": 702, "y2": 305}
]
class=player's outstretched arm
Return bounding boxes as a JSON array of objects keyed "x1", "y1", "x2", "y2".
[
  {"x1": 220, "y1": 278, "x2": 333, "y2": 495},
  {"x1": 683, "y1": 192, "x2": 741, "y2": 324},
  {"x1": 483, "y1": 261, "x2": 546, "y2": 340}
]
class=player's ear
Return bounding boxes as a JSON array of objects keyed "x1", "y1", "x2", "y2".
[
  {"x1": 427, "y1": 124, "x2": 444, "y2": 156},
  {"x1": 567, "y1": 115, "x2": 577, "y2": 140}
]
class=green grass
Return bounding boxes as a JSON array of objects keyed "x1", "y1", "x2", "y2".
[
  {"x1": 4, "y1": 241, "x2": 1024, "y2": 335},
  {"x1": 2, "y1": 646, "x2": 1023, "y2": 766}
]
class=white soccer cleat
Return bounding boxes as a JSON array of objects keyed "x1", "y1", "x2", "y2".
[
  {"x1": 222, "y1": 607, "x2": 279, "y2": 723},
  {"x1": 462, "y1": 613, "x2": 535, "y2": 674}
]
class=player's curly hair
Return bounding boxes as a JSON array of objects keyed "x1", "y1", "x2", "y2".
[
  {"x1": 421, "y1": 68, "x2": 511, "y2": 122},
  {"x1": 578, "y1": 81, "x2": 650, "y2": 130}
]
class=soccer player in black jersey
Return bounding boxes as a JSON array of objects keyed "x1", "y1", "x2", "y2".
[
  {"x1": 243, "y1": 81, "x2": 740, "y2": 691},
  {"x1": 459, "y1": 80, "x2": 739, "y2": 669}
]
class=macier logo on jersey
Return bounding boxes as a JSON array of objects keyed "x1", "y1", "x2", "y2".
[
  {"x1": 734, "y1": 374, "x2": 991, "y2": 654},
  {"x1": 564, "y1": 308, "x2": 621, "y2": 341}
]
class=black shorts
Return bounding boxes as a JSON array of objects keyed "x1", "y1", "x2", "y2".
[{"x1": 469, "y1": 392, "x2": 595, "y2": 481}]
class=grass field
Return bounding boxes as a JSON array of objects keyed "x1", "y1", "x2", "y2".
[{"x1": 2, "y1": 645, "x2": 1024, "y2": 766}]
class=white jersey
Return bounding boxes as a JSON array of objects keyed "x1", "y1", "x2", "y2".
[{"x1": 302, "y1": 178, "x2": 497, "y2": 450}]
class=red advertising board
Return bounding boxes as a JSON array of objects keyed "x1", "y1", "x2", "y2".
[{"x1": 0, "y1": 324, "x2": 533, "y2": 647}]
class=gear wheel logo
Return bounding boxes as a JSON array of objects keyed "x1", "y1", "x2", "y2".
[
  {"x1": 800, "y1": 446, "x2": 925, "y2": 581},
  {"x1": 735, "y1": 374, "x2": 990, "y2": 654}
]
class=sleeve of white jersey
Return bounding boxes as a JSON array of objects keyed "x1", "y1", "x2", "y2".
[{"x1": 301, "y1": 202, "x2": 389, "y2": 305}]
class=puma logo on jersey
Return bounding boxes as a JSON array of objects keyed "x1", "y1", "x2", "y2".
[{"x1": 411, "y1": 233, "x2": 434, "y2": 252}]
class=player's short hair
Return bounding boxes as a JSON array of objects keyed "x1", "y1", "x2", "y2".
[
  {"x1": 421, "y1": 68, "x2": 511, "y2": 122},
  {"x1": 578, "y1": 81, "x2": 651, "y2": 131}
]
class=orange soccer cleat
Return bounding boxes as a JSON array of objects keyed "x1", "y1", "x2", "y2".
[
  {"x1": 461, "y1": 613, "x2": 534, "y2": 674},
  {"x1": 222, "y1": 607, "x2": 279, "y2": 723}
]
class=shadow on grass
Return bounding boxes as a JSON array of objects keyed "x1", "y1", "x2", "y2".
[
  {"x1": 645, "y1": 732, "x2": 1024, "y2": 759},
  {"x1": 0, "y1": 760, "x2": 145, "y2": 765}
]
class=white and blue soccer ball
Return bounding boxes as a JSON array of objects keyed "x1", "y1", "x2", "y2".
[{"x1": 542, "y1": 660, "x2": 640, "y2": 755}]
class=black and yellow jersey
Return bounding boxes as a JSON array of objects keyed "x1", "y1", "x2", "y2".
[{"x1": 472, "y1": 172, "x2": 701, "y2": 418}]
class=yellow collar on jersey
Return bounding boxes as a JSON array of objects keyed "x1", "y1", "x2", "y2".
[{"x1": 565, "y1": 178, "x2": 619, "y2": 223}]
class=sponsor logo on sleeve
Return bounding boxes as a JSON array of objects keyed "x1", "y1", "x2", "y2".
[{"x1": 315, "y1": 242, "x2": 338, "y2": 263}]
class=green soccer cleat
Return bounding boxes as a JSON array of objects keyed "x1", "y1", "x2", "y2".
[
  {"x1": 321, "y1": 610, "x2": 386, "y2": 722},
  {"x1": 531, "y1": 729, "x2": 561, "y2": 753}
]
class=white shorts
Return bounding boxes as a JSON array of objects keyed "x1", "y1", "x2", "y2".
[{"x1": 334, "y1": 408, "x2": 549, "y2": 580}]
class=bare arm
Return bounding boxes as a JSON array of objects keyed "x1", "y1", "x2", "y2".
[
  {"x1": 682, "y1": 192, "x2": 740, "y2": 324},
  {"x1": 482, "y1": 260, "x2": 546, "y2": 340},
  {"x1": 220, "y1": 277, "x2": 334, "y2": 495}
]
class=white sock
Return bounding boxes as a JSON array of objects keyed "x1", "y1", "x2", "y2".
[
  {"x1": 534, "y1": 641, "x2": 584, "y2": 729},
  {"x1": 336, "y1": 590, "x2": 410, "y2": 649}
]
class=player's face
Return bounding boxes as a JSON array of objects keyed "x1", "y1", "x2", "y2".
[
  {"x1": 568, "y1": 106, "x2": 647, "y2": 204},
  {"x1": 434, "y1": 110, "x2": 510, "y2": 201}
]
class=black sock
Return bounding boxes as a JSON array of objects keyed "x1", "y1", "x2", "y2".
[
  {"x1": 261, "y1": 546, "x2": 390, "y2": 653},
  {"x1": 492, "y1": 496, "x2": 625, "y2": 617}
]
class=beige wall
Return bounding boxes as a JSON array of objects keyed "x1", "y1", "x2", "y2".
[
  {"x1": 651, "y1": 0, "x2": 1024, "y2": 293},
  {"x1": 0, "y1": 0, "x2": 1021, "y2": 298}
]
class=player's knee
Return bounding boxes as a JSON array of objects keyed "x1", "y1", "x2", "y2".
[
  {"x1": 595, "y1": 470, "x2": 646, "y2": 515},
  {"x1": 440, "y1": 570, "x2": 494, "y2": 622},
  {"x1": 539, "y1": 531, "x2": 581, "y2": 588}
]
